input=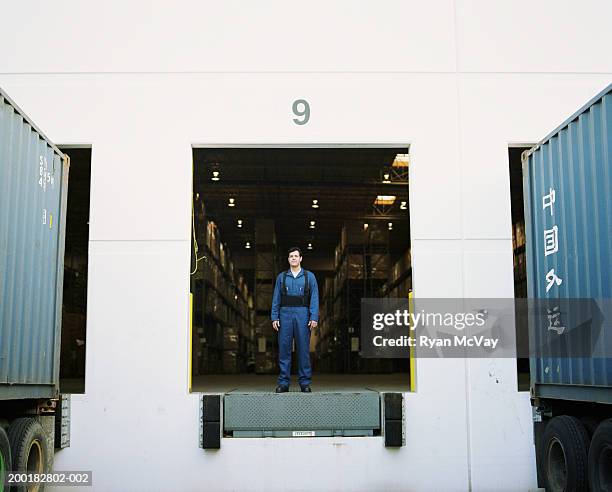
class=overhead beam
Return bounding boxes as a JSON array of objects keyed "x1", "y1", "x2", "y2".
[{"x1": 193, "y1": 179, "x2": 408, "y2": 190}]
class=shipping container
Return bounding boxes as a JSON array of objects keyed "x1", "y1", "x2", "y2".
[
  {"x1": 0, "y1": 87, "x2": 69, "y2": 400},
  {"x1": 523, "y1": 83, "x2": 612, "y2": 491},
  {"x1": 523, "y1": 83, "x2": 612, "y2": 397}
]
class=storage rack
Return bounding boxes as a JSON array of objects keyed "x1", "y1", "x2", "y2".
[
  {"x1": 316, "y1": 222, "x2": 391, "y2": 373},
  {"x1": 381, "y1": 248, "x2": 412, "y2": 299},
  {"x1": 314, "y1": 277, "x2": 334, "y2": 370},
  {"x1": 191, "y1": 196, "x2": 255, "y2": 374},
  {"x1": 512, "y1": 221, "x2": 527, "y2": 297},
  {"x1": 380, "y1": 247, "x2": 412, "y2": 374},
  {"x1": 253, "y1": 219, "x2": 280, "y2": 374}
]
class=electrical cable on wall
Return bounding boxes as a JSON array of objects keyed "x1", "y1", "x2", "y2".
[{"x1": 191, "y1": 191, "x2": 206, "y2": 275}]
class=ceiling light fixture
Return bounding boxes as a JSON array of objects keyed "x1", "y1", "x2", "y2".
[
  {"x1": 388, "y1": 222, "x2": 393, "y2": 230},
  {"x1": 363, "y1": 223, "x2": 369, "y2": 230},
  {"x1": 228, "y1": 197, "x2": 235, "y2": 207},
  {"x1": 211, "y1": 170, "x2": 220, "y2": 181},
  {"x1": 400, "y1": 201, "x2": 407, "y2": 210},
  {"x1": 392, "y1": 153, "x2": 410, "y2": 168},
  {"x1": 307, "y1": 243, "x2": 313, "y2": 250},
  {"x1": 382, "y1": 172, "x2": 391, "y2": 184},
  {"x1": 237, "y1": 219, "x2": 243, "y2": 228},
  {"x1": 312, "y1": 199, "x2": 319, "y2": 209},
  {"x1": 309, "y1": 220, "x2": 316, "y2": 229},
  {"x1": 374, "y1": 195, "x2": 396, "y2": 205},
  {"x1": 245, "y1": 241, "x2": 251, "y2": 249}
]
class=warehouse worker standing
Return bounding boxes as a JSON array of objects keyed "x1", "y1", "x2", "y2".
[{"x1": 271, "y1": 247, "x2": 319, "y2": 393}]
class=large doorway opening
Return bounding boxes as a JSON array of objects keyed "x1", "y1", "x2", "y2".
[
  {"x1": 508, "y1": 145, "x2": 533, "y2": 391},
  {"x1": 191, "y1": 146, "x2": 412, "y2": 392},
  {"x1": 59, "y1": 147, "x2": 91, "y2": 394}
]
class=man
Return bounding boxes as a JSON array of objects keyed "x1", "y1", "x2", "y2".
[{"x1": 271, "y1": 247, "x2": 319, "y2": 393}]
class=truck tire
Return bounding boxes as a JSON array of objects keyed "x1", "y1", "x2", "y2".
[
  {"x1": 580, "y1": 416, "x2": 600, "y2": 440},
  {"x1": 540, "y1": 415, "x2": 589, "y2": 492},
  {"x1": 0, "y1": 427, "x2": 11, "y2": 492},
  {"x1": 588, "y1": 418, "x2": 612, "y2": 491},
  {"x1": 8, "y1": 418, "x2": 48, "y2": 491}
]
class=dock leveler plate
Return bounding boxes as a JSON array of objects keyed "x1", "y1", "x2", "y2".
[{"x1": 223, "y1": 391, "x2": 381, "y2": 438}]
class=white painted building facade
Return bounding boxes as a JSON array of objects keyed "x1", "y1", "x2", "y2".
[{"x1": 1, "y1": 1, "x2": 611, "y2": 490}]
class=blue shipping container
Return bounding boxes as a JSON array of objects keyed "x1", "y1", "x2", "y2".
[
  {"x1": 0, "y1": 87, "x2": 68, "y2": 400},
  {"x1": 523, "y1": 83, "x2": 612, "y2": 404}
]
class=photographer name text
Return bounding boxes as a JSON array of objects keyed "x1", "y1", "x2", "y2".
[{"x1": 372, "y1": 334, "x2": 499, "y2": 349}]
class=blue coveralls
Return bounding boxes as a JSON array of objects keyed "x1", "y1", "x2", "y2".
[{"x1": 271, "y1": 268, "x2": 319, "y2": 388}]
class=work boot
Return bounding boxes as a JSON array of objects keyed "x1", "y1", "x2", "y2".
[
  {"x1": 275, "y1": 385, "x2": 289, "y2": 393},
  {"x1": 300, "y1": 385, "x2": 312, "y2": 393}
]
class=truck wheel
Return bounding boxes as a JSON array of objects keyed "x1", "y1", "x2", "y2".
[
  {"x1": 540, "y1": 415, "x2": 589, "y2": 492},
  {"x1": 588, "y1": 418, "x2": 612, "y2": 491},
  {"x1": 8, "y1": 418, "x2": 48, "y2": 491},
  {"x1": 0, "y1": 427, "x2": 11, "y2": 492},
  {"x1": 580, "y1": 416, "x2": 600, "y2": 440}
]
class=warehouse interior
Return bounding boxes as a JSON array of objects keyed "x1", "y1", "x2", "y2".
[
  {"x1": 59, "y1": 147, "x2": 91, "y2": 394},
  {"x1": 508, "y1": 146, "x2": 531, "y2": 391},
  {"x1": 190, "y1": 147, "x2": 412, "y2": 392}
]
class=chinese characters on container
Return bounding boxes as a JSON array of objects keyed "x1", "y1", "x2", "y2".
[{"x1": 542, "y1": 187, "x2": 564, "y2": 334}]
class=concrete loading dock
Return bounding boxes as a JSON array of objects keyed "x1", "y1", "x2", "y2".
[{"x1": 1, "y1": 2, "x2": 611, "y2": 490}]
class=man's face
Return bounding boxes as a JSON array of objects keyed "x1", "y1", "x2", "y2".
[{"x1": 288, "y1": 251, "x2": 302, "y2": 267}]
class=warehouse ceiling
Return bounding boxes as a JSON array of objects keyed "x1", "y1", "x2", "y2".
[{"x1": 193, "y1": 147, "x2": 411, "y2": 275}]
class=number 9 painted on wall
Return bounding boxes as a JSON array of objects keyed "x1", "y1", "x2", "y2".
[{"x1": 292, "y1": 99, "x2": 310, "y2": 125}]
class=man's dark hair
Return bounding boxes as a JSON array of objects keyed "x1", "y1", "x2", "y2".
[{"x1": 288, "y1": 246, "x2": 302, "y2": 257}]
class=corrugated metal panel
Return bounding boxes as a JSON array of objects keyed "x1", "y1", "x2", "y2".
[
  {"x1": 0, "y1": 87, "x2": 68, "y2": 400},
  {"x1": 524, "y1": 84, "x2": 612, "y2": 399}
]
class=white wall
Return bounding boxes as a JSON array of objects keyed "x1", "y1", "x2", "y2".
[{"x1": 1, "y1": 1, "x2": 611, "y2": 490}]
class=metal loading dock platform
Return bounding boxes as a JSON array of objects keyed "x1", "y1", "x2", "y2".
[{"x1": 223, "y1": 391, "x2": 381, "y2": 438}]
